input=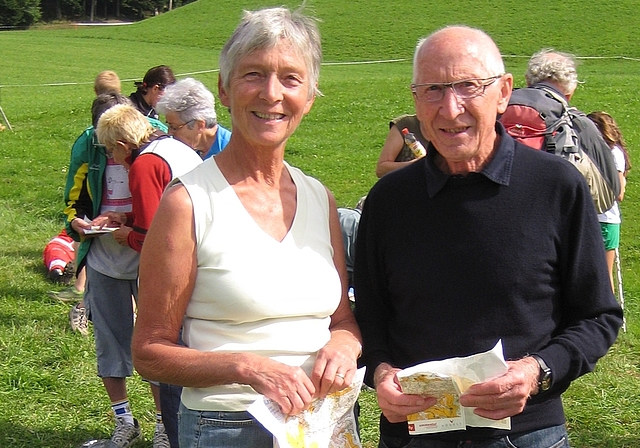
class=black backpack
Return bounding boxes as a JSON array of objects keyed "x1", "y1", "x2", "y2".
[{"x1": 500, "y1": 86, "x2": 617, "y2": 213}]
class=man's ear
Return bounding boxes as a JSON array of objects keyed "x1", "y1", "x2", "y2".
[{"x1": 496, "y1": 74, "x2": 514, "y2": 114}]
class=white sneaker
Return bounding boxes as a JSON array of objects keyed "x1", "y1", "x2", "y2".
[
  {"x1": 111, "y1": 416, "x2": 141, "y2": 447},
  {"x1": 153, "y1": 425, "x2": 171, "y2": 448},
  {"x1": 69, "y1": 303, "x2": 89, "y2": 336}
]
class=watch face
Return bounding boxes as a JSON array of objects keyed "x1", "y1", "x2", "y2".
[{"x1": 541, "y1": 376, "x2": 551, "y2": 391}]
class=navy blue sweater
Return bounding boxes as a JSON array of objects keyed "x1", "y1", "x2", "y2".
[{"x1": 354, "y1": 126, "x2": 623, "y2": 440}]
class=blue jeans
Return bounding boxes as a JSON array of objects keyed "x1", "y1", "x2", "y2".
[
  {"x1": 178, "y1": 403, "x2": 273, "y2": 448},
  {"x1": 379, "y1": 424, "x2": 569, "y2": 448},
  {"x1": 160, "y1": 383, "x2": 182, "y2": 448}
]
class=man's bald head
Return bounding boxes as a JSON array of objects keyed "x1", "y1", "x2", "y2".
[{"x1": 413, "y1": 26, "x2": 505, "y2": 84}]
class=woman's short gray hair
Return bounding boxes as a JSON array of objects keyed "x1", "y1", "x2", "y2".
[
  {"x1": 219, "y1": 6, "x2": 322, "y2": 99},
  {"x1": 525, "y1": 48, "x2": 579, "y2": 94},
  {"x1": 156, "y1": 78, "x2": 218, "y2": 129}
]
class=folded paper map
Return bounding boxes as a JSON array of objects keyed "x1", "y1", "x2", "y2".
[
  {"x1": 396, "y1": 340, "x2": 511, "y2": 435},
  {"x1": 249, "y1": 367, "x2": 365, "y2": 448}
]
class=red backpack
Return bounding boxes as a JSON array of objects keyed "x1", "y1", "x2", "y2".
[{"x1": 500, "y1": 86, "x2": 616, "y2": 214}]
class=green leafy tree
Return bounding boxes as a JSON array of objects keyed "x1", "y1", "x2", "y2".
[
  {"x1": 0, "y1": 0, "x2": 41, "y2": 26},
  {"x1": 40, "y1": 0, "x2": 83, "y2": 21}
]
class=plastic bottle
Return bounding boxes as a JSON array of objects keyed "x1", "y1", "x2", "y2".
[{"x1": 401, "y1": 128, "x2": 427, "y2": 157}]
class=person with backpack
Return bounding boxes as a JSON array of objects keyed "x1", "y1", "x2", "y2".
[
  {"x1": 499, "y1": 49, "x2": 620, "y2": 213},
  {"x1": 587, "y1": 111, "x2": 631, "y2": 293}
]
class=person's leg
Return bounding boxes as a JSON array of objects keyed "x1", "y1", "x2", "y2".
[
  {"x1": 74, "y1": 242, "x2": 86, "y2": 293},
  {"x1": 85, "y1": 266, "x2": 140, "y2": 445},
  {"x1": 600, "y1": 222, "x2": 620, "y2": 295},
  {"x1": 605, "y1": 249, "x2": 616, "y2": 294},
  {"x1": 160, "y1": 383, "x2": 182, "y2": 448},
  {"x1": 149, "y1": 381, "x2": 171, "y2": 447},
  {"x1": 102, "y1": 377, "x2": 127, "y2": 402}
]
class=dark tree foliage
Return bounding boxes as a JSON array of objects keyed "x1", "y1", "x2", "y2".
[
  {"x1": 0, "y1": 0, "x2": 41, "y2": 26},
  {"x1": 40, "y1": 0, "x2": 82, "y2": 21},
  {"x1": 35, "y1": 0, "x2": 194, "y2": 22}
]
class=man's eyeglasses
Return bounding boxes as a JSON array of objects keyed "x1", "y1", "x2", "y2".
[
  {"x1": 410, "y1": 75, "x2": 504, "y2": 103},
  {"x1": 166, "y1": 119, "x2": 195, "y2": 132}
]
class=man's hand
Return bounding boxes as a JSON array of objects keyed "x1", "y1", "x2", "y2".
[
  {"x1": 374, "y1": 363, "x2": 437, "y2": 423},
  {"x1": 459, "y1": 357, "x2": 539, "y2": 420}
]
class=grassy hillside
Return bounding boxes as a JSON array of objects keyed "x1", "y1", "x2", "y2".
[{"x1": 1, "y1": 0, "x2": 640, "y2": 446}]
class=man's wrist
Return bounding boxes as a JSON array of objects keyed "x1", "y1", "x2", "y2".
[{"x1": 529, "y1": 354, "x2": 552, "y2": 395}]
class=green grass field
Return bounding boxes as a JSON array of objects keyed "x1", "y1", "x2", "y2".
[{"x1": 1, "y1": 0, "x2": 640, "y2": 446}]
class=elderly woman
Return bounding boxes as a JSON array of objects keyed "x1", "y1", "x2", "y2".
[
  {"x1": 156, "y1": 77, "x2": 232, "y2": 159},
  {"x1": 131, "y1": 6, "x2": 362, "y2": 448}
]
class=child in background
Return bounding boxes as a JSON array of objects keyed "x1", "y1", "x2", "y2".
[
  {"x1": 587, "y1": 111, "x2": 631, "y2": 293},
  {"x1": 43, "y1": 229, "x2": 75, "y2": 284}
]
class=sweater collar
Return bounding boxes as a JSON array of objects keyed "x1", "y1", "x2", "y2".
[{"x1": 424, "y1": 122, "x2": 515, "y2": 197}]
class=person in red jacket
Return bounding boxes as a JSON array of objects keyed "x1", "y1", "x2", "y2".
[{"x1": 96, "y1": 104, "x2": 202, "y2": 253}]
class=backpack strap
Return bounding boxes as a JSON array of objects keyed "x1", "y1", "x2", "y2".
[{"x1": 536, "y1": 87, "x2": 580, "y2": 156}]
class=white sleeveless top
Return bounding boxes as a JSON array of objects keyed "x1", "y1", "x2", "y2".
[
  {"x1": 177, "y1": 158, "x2": 341, "y2": 411},
  {"x1": 140, "y1": 136, "x2": 202, "y2": 179}
]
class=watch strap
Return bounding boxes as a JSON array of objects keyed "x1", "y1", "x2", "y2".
[{"x1": 531, "y1": 354, "x2": 552, "y2": 392}]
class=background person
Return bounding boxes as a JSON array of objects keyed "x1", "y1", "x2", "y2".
[
  {"x1": 156, "y1": 77, "x2": 231, "y2": 159},
  {"x1": 588, "y1": 110, "x2": 631, "y2": 293},
  {"x1": 50, "y1": 69, "x2": 126, "y2": 320},
  {"x1": 129, "y1": 65, "x2": 176, "y2": 120},
  {"x1": 94, "y1": 70, "x2": 121, "y2": 95},
  {"x1": 375, "y1": 114, "x2": 428, "y2": 177},
  {"x1": 131, "y1": 7, "x2": 362, "y2": 448},
  {"x1": 520, "y1": 48, "x2": 620, "y2": 202},
  {"x1": 354, "y1": 26, "x2": 622, "y2": 448},
  {"x1": 96, "y1": 103, "x2": 202, "y2": 448},
  {"x1": 96, "y1": 104, "x2": 202, "y2": 253},
  {"x1": 49, "y1": 70, "x2": 121, "y2": 308},
  {"x1": 63, "y1": 92, "x2": 167, "y2": 447}
]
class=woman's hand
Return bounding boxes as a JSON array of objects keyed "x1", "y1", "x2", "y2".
[
  {"x1": 311, "y1": 332, "x2": 360, "y2": 398},
  {"x1": 246, "y1": 356, "x2": 316, "y2": 415}
]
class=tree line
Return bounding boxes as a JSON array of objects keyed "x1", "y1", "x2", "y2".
[{"x1": 0, "y1": 0, "x2": 193, "y2": 27}]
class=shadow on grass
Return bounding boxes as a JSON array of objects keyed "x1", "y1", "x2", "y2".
[{"x1": 0, "y1": 420, "x2": 155, "y2": 448}]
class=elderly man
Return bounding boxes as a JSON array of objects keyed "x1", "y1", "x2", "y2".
[
  {"x1": 156, "y1": 77, "x2": 231, "y2": 159},
  {"x1": 354, "y1": 26, "x2": 622, "y2": 448},
  {"x1": 501, "y1": 48, "x2": 620, "y2": 210}
]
